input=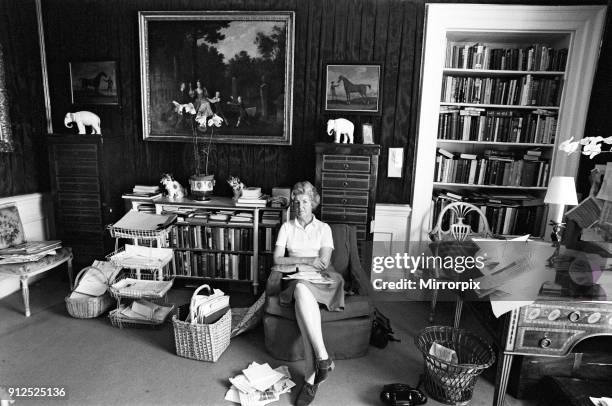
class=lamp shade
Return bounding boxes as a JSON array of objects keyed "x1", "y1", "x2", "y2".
[{"x1": 544, "y1": 176, "x2": 578, "y2": 205}]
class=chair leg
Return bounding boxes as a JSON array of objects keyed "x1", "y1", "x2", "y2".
[
  {"x1": 453, "y1": 297, "x2": 463, "y2": 328},
  {"x1": 429, "y1": 289, "x2": 438, "y2": 323},
  {"x1": 20, "y1": 276, "x2": 31, "y2": 317}
]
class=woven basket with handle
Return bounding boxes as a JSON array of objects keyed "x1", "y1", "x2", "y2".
[
  {"x1": 65, "y1": 266, "x2": 114, "y2": 319},
  {"x1": 172, "y1": 284, "x2": 231, "y2": 362}
]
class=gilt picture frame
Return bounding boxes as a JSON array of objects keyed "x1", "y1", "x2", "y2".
[
  {"x1": 138, "y1": 11, "x2": 295, "y2": 145},
  {"x1": 325, "y1": 63, "x2": 382, "y2": 115},
  {"x1": 69, "y1": 60, "x2": 119, "y2": 105}
]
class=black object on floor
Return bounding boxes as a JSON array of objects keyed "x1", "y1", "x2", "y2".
[
  {"x1": 380, "y1": 383, "x2": 427, "y2": 406},
  {"x1": 538, "y1": 376, "x2": 612, "y2": 406}
]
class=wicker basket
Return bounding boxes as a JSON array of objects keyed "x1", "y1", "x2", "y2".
[
  {"x1": 172, "y1": 286, "x2": 231, "y2": 362},
  {"x1": 415, "y1": 326, "x2": 495, "y2": 405},
  {"x1": 65, "y1": 266, "x2": 114, "y2": 319}
]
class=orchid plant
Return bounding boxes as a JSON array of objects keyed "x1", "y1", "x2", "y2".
[
  {"x1": 193, "y1": 114, "x2": 224, "y2": 175},
  {"x1": 559, "y1": 136, "x2": 612, "y2": 159}
]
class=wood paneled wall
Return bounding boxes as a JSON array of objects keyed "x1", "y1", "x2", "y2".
[
  {"x1": 40, "y1": 0, "x2": 422, "y2": 200},
  {"x1": 0, "y1": 0, "x2": 47, "y2": 198},
  {"x1": 0, "y1": 0, "x2": 610, "y2": 203}
]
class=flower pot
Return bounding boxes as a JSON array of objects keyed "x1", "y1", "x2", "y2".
[{"x1": 189, "y1": 174, "x2": 215, "y2": 200}]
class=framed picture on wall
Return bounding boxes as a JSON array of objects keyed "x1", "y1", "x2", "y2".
[
  {"x1": 69, "y1": 60, "x2": 119, "y2": 105},
  {"x1": 138, "y1": 11, "x2": 295, "y2": 145},
  {"x1": 324, "y1": 63, "x2": 382, "y2": 115}
]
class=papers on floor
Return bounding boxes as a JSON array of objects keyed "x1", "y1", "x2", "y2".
[
  {"x1": 591, "y1": 397, "x2": 612, "y2": 406},
  {"x1": 70, "y1": 260, "x2": 122, "y2": 298},
  {"x1": 225, "y1": 362, "x2": 295, "y2": 406},
  {"x1": 283, "y1": 271, "x2": 335, "y2": 285}
]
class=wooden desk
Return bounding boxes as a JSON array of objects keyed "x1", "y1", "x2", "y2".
[{"x1": 493, "y1": 298, "x2": 612, "y2": 405}]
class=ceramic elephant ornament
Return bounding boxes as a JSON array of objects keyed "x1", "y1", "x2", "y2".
[
  {"x1": 64, "y1": 111, "x2": 101, "y2": 134},
  {"x1": 327, "y1": 118, "x2": 354, "y2": 144}
]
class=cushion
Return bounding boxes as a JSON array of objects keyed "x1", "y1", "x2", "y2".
[
  {"x1": 329, "y1": 223, "x2": 350, "y2": 280},
  {"x1": 0, "y1": 205, "x2": 25, "y2": 249},
  {"x1": 265, "y1": 294, "x2": 371, "y2": 322}
]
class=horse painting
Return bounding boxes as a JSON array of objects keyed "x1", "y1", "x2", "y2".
[
  {"x1": 337, "y1": 75, "x2": 371, "y2": 104},
  {"x1": 80, "y1": 72, "x2": 108, "y2": 91}
]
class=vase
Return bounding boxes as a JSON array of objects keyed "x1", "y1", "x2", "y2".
[{"x1": 189, "y1": 174, "x2": 215, "y2": 200}]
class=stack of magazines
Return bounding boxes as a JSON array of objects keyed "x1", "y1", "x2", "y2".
[{"x1": 0, "y1": 240, "x2": 61, "y2": 264}]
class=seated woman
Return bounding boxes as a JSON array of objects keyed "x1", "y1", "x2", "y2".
[{"x1": 272, "y1": 181, "x2": 341, "y2": 406}]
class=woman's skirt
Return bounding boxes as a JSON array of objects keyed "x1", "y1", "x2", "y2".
[{"x1": 279, "y1": 270, "x2": 345, "y2": 312}]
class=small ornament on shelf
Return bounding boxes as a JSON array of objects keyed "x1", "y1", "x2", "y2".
[{"x1": 227, "y1": 176, "x2": 245, "y2": 201}]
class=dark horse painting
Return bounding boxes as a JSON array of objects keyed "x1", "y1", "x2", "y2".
[
  {"x1": 70, "y1": 61, "x2": 118, "y2": 104},
  {"x1": 325, "y1": 64, "x2": 381, "y2": 114},
  {"x1": 337, "y1": 75, "x2": 371, "y2": 104},
  {"x1": 80, "y1": 72, "x2": 108, "y2": 91}
]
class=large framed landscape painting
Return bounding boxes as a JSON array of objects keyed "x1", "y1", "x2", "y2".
[
  {"x1": 69, "y1": 60, "x2": 119, "y2": 105},
  {"x1": 138, "y1": 11, "x2": 295, "y2": 145},
  {"x1": 325, "y1": 63, "x2": 382, "y2": 114}
]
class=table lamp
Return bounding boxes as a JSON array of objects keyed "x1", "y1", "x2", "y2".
[{"x1": 544, "y1": 176, "x2": 578, "y2": 265}]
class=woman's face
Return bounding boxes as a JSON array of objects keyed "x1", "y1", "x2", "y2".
[{"x1": 294, "y1": 193, "x2": 313, "y2": 220}]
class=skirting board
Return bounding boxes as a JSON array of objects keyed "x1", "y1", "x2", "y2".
[{"x1": 0, "y1": 193, "x2": 53, "y2": 299}]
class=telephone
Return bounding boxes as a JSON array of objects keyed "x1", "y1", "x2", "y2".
[{"x1": 380, "y1": 383, "x2": 427, "y2": 406}]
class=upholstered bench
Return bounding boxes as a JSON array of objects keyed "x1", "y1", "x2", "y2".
[{"x1": 0, "y1": 247, "x2": 73, "y2": 316}]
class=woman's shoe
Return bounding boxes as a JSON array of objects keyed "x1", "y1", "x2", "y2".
[
  {"x1": 296, "y1": 382, "x2": 318, "y2": 406},
  {"x1": 314, "y1": 358, "x2": 335, "y2": 384}
]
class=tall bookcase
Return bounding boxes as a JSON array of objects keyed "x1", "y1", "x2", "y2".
[{"x1": 410, "y1": 5, "x2": 607, "y2": 242}]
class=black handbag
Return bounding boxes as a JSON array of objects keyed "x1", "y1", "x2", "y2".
[{"x1": 370, "y1": 308, "x2": 401, "y2": 349}]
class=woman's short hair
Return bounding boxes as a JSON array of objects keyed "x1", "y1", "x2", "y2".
[{"x1": 291, "y1": 181, "x2": 321, "y2": 210}]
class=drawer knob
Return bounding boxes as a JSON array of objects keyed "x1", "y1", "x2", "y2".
[
  {"x1": 342, "y1": 181, "x2": 349, "y2": 187},
  {"x1": 343, "y1": 163, "x2": 350, "y2": 169},
  {"x1": 341, "y1": 198, "x2": 348, "y2": 204},
  {"x1": 539, "y1": 337, "x2": 552, "y2": 348},
  {"x1": 568, "y1": 311, "x2": 580, "y2": 322}
]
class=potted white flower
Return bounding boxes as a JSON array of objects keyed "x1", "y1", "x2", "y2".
[{"x1": 189, "y1": 114, "x2": 224, "y2": 200}]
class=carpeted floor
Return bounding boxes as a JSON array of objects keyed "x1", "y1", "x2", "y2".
[{"x1": 0, "y1": 269, "x2": 536, "y2": 406}]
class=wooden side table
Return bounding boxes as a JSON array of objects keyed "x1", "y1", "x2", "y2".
[{"x1": 0, "y1": 247, "x2": 73, "y2": 316}]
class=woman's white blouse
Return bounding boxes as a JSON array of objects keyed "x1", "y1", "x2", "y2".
[{"x1": 275, "y1": 217, "x2": 334, "y2": 257}]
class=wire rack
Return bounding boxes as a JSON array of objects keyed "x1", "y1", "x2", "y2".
[
  {"x1": 109, "y1": 304, "x2": 177, "y2": 329},
  {"x1": 109, "y1": 277, "x2": 174, "y2": 300},
  {"x1": 107, "y1": 225, "x2": 172, "y2": 244},
  {"x1": 106, "y1": 246, "x2": 173, "y2": 271}
]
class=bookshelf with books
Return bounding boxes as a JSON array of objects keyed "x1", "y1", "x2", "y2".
[
  {"x1": 124, "y1": 196, "x2": 288, "y2": 294},
  {"x1": 411, "y1": 5, "x2": 606, "y2": 242}
]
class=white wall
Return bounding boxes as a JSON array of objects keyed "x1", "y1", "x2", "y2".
[{"x1": 0, "y1": 193, "x2": 53, "y2": 298}]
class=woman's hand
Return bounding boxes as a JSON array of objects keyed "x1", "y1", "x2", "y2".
[{"x1": 311, "y1": 257, "x2": 327, "y2": 271}]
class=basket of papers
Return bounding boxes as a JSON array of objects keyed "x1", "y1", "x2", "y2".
[
  {"x1": 109, "y1": 278, "x2": 173, "y2": 300},
  {"x1": 109, "y1": 301, "x2": 176, "y2": 329},
  {"x1": 415, "y1": 326, "x2": 495, "y2": 404},
  {"x1": 172, "y1": 284, "x2": 231, "y2": 362},
  {"x1": 106, "y1": 245, "x2": 173, "y2": 270},
  {"x1": 65, "y1": 262, "x2": 121, "y2": 318},
  {"x1": 107, "y1": 212, "x2": 176, "y2": 240}
]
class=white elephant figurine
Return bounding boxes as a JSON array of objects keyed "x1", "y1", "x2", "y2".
[
  {"x1": 327, "y1": 118, "x2": 354, "y2": 144},
  {"x1": 64, "y1": 111, "x2": 101, "y2": 134}
]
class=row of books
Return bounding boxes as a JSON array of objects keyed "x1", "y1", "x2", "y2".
[
  {"x1": 432, "y1": 191, "x2": 546, "y2": 236},
  {"x1": 171, "y1": 253, "x2": 274, "y2": 281},
  {"x1": 445, "y1": 42, "x2": 568, "y2": 72},
  {"x1": 441, "y1": 75, "x2": 562, "y2": 107},
  {"x1": 435, "y1": 150, "x2": 550, "y2": 187},
  {"x1": 170, "y1": 224, "x2": 280, "y2": 252},
  {"x1": 438, "y1": 107, "x2": 557, "y2": 144},
  {"x1": 162, "y1": 207, "x2": 282, "y2": 226}
]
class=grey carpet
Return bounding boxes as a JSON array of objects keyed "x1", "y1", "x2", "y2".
[{"x1": 0, "y1": 270, "x2": 535, "y2": 406}]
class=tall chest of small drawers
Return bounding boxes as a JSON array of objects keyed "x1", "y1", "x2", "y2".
[{"x1": 315, "y1": 143, "x2": 380, "y2": 242}]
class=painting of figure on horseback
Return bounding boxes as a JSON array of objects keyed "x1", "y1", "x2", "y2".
[
  {"x1": 325, "y1": 64, "x2": 381, "y2": 114},
  {"x1": 69, "y1": 60, "x2": 118, "y2": 104}
]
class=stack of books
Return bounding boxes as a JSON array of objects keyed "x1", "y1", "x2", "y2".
[
  {"x1": 261, "y1": 210, "x2": 281, "y2": 226},
  {"x1": 236, "y1": 187, "x2": 268, "y2": 208},
  {"x1": 229, "y1": 212, "x2": 254, "y2": 224},
  {"x1": 122, "y1": 184, "x2": 162, "y2": 200}
]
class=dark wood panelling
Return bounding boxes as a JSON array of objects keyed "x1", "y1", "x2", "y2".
[
  {"x1": 0, "y1": 0, "x2": 46, "y2": 198},
  {"x1": 0, "y1": 0, "x2": 609, "y2": 207}
]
